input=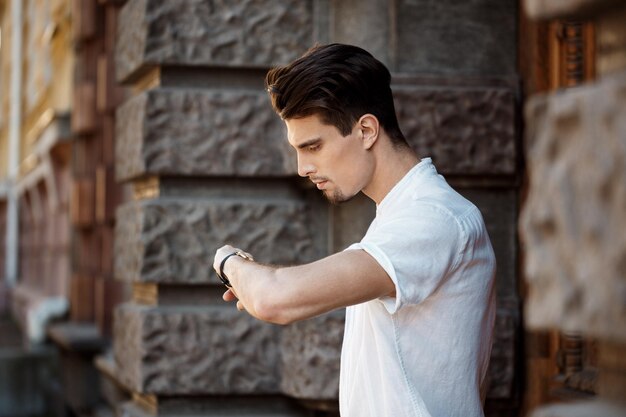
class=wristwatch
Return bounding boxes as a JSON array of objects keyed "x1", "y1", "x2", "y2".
[{"x1": 217, "y1": 250, "x2": 254, "y2": 287}]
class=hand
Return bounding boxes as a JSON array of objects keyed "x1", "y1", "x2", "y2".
[{"x1": 222, "y1": 288, "x2": 246, "y2": 311}]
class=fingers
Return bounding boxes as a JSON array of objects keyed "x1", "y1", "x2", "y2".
[
  {"x1": 222, "y1": 289, "x2": 238, "y2": 302},
  {"x1": 224, "y1": 289, "x2": 245, "y2": 313}
]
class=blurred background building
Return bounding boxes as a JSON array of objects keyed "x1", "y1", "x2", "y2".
[{"x1": 0, "y1": 0, "x2": 623, "y2": 416}]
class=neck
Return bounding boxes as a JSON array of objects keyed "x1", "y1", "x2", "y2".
[{"x1": 362, "y1": 140, "x2": 419, "y2": 205}]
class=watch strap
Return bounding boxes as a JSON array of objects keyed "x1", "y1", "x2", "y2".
[{"x1": 217, "y1": 252, "x2": 239, "y2": 287}]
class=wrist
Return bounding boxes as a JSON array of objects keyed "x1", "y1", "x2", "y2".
[
  {"x1": 222, "y1": 254, "x2": 243, "y2": 283},
  {"x1": 217, "y1": 250, "x2": 253, "y2": 287}
]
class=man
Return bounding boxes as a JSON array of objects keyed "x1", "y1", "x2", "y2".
[{"x1": 213, "y1": 44, "x2": 496, "y2": 417}]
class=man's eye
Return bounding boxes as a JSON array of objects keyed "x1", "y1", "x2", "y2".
[{"x1": 308, "y1": 144, "x2": 320, "y2": 152}]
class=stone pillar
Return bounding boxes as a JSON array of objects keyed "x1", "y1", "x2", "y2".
[
  {"x1": 111, "y1": 1, "x2": 336, "y2": 415},
  {"x1": 110, "y1": 1, "x2": 521, "y2": 415},
  {"x1": 522, "y1": 0, "x2": 626, "y2": 416}
]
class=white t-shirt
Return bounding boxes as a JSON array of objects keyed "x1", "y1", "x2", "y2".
[{"x1": 340, "y1": 158, "x2": 496, "y2": 417}]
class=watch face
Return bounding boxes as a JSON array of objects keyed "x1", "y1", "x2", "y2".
[{"x1": 235, "y1": 251, "x2": 254, "y2": 261}]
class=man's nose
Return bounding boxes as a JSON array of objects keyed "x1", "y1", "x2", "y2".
[{"x1": 297, "y1": 154, "x2": 316, "y2": 177}]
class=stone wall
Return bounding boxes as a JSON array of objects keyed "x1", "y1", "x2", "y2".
[
  {"x1": 111, "y1": 0, "x2": 521, "y2": 415},
  {"x1": 521, "y1": 0, "x2": 626, "y2": 416}
]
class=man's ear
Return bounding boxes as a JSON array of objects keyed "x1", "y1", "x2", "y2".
[{"x1": 358, "y1": 114, "x2": 379, "y2": 150}]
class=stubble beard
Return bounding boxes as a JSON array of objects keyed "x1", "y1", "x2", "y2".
[{"x1": 323, "y1": 188, "x2": 357, "y2": 205}]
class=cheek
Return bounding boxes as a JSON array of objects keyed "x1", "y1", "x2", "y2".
[{"x1": 333, "y1": 154, "x2": 364, "y2": 188}]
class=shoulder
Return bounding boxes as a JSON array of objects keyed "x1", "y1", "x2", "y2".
[{"x1": 370, "y1": 201, "x2": 465, "y2": 245}]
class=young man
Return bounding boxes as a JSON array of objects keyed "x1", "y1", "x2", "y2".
[{"x1": 213, "y1": 44, "x2": 496, "y2": 417}]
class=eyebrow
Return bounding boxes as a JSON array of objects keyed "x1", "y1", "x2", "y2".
[{"x1": 296, "y1": 137, "x2": 322, "y2": 150}]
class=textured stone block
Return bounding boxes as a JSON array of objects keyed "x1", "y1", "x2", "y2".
[
  {"x1": 394, "y1": 86, "x2": 517, "y2": 175},
  {"x1": 331, "y1": 0, "x2": 392, "y2": 67},
  {"x1": 280, "y1": 310, "x2": 344, "y2": 400},
  {"x1": 395, "y1": 0, "x2": 517, "y2": 75},
  {"x1": 459, "y1": 189, "x2": 518, "y2": 302},
  {"x1": 113, "y1": 303, "x2": 281, "y2": 394},
  {"x1": 115, "y1": 89, "x2": 295, "y2": 181},
  {"x1": 331, "y1": 194, "x2": 376, "y2": 252},
  {"x1": 116, "y1": 0, "x2": 313, "y2": 82},
  {"x1": 114, "y1": 197, "x2": 321, "y2": 284},
  {"x1": 487, "y1": 307, "x2": 519, "y2": 399},
  {"x1": 455, "y1": 188, "x2": 520, "y2": 399},
  {"x1": 521, "y1": 72, "x2": 626, "y2": 343},
  {"x1": 525, "y1": 0, "x2": 616, "y2": 20}
]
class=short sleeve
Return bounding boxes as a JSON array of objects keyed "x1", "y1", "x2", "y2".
[{"x1": 346, "y1": 206, "x2": 463, "y2": 314}]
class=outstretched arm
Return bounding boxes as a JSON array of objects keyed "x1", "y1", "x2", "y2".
[{"x1": 213, "y1": 245, "x2": 395, "y2": 325}]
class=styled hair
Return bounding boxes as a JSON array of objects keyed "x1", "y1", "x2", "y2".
[{"x1": 265, "y1": 43, "x2": 407, "y2": 146}]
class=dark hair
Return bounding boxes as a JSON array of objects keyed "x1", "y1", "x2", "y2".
[{"x1": 265, "y1": 43, "x2": 407, "y2": 146}]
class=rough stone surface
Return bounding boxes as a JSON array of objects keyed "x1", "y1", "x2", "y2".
[
  {"x1": 116, "y1": 85, "x2": 517, "y2": 181},
  {"x1": 458, "y1": 189, "x2": 520, "y2": 399},
  {"x1": 280, "y1": 310, "x2": 344, "y2": 400},
  {"x1": 115, "y1": 89, "x2": 295, "y2": 182},
  {"x1": 116, "y1": 0, "x2": 313, "y2": 82},
  {"x1": 521, "y1": 72, "x2": 626, "y2": 343},
  {"x1": 113, "y1": 303, "x2": 281, "y2": 394},
  {"x1": 114, "y1": 197, "x2": 321, "y2": 284},
  {"x1": 395, "y1": 86, "x2": 517, "y2": 176},
  {"x1": 331, "y1": 0, "x2": 392, "y2": 67},
  {"x1": 460, "y1": 189, "x2": 518, "y2": 302},
  {"x1": 525, "y1": 0, "x2": 618, "y2": 20},
  {"x1": 395, "y1": 0, "x2": 517, "y2": 75},
  {"x1": 331, "y1": 194, "x2": 376, "y2": 252},
  {"x1": 487, "y1": 306, "x2": 519, "y2": 399}
]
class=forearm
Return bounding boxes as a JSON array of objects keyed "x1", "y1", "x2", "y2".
[
  {"x1": 223, "y1": 256, "x2": 283, "y2": 322},
  {"x1": 222, "y1": 256, "x2": 329, "y2": 324},
  {"x1": 214, "y1": 245, "x2": 395, "y2": 325}
]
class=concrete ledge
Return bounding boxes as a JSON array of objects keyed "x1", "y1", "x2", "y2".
[
  {"x1": 95, "y1": 353, "x2": 133, "y2": 412},
  {"x1": 11, "y1": 284, "x2": 68, "y2": 344},
  {"x1": 48, "y1": 322, "x2": 107, "y2": 353}
]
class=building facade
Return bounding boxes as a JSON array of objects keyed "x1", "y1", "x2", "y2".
[{"x1": 3, "y1": 0, "x2": 623, "y2": 416}]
